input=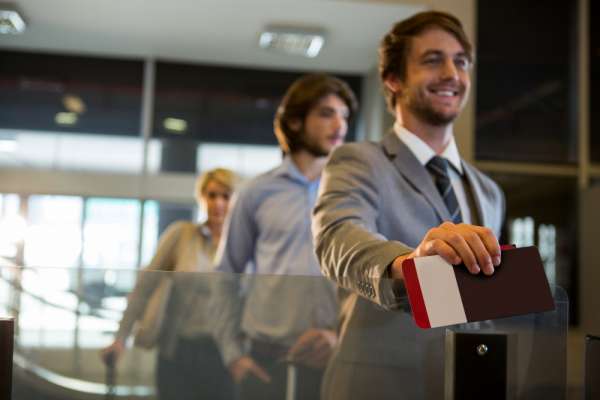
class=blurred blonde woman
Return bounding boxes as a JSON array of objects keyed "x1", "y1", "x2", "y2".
[{"x1": 101, "y1": 168, "x2": 237, "y2": 400}]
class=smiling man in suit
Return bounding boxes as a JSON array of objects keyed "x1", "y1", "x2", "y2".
[{"x1": 312, "y1": 11, "x2": 505, "y2": 399}]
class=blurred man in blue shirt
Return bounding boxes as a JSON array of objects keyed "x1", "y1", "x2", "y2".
[{"x1": 212, "y1": 74, "x2": 358, "y2": 400}]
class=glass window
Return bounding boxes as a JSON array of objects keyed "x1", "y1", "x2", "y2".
[
  {"x1": 153, "y1": 61, "x2": 362, "y2": 146},
  {"x1": 0, "y1": 129, "x2": 146, "y2": 173},
  {"x1": 146, "y1": 139, "x2": 163, "y2": 173},
  {"x1": 82, "y1": 198, "x2": 141, "y2": 270},
  {"x1": 151, "y1": 137, "x2": 199, "y2": 174},
  {"x1": 197, "y1": 143, "x2": 281, "y2": 178},
  {"x1": 25, "y1": 195, "x2": 83, "y2": 270},
  {"x1": 509, "y1": 217, "x2": 535, "y2": 247},
  {"x1": 476, "y1": 0, "x2": 577, "y2": 163},
  {"x1": 0, "y1": 194, "x2": 23, "y2": 259},
  {"x1": 21, "y1": 195, "x2": 83, "y2": 332},
  {"x1": 0, "y1": 195, "x2": 85, "y2": 348},
  {"x1": 150, "y1": 61, "x2": 362, "y2": 177},
  {"x1": 140, "y1": 200, "x2": 160, "y2": 267},
  {"x1": 538, "y1": 223, "x2": 557, "y2": 285},
  {"x1": 0, "y1": 50, "x2": 144, "y2": 173},
  {"x1": 146, "y1": 139, "x2": 282, "y2": 178},
  {"x1": 81, "y1": 198, "x2": 142, "y2": 321},
  {"x1": 0, "y1": 50, "x2": 143, "y2": 136}
]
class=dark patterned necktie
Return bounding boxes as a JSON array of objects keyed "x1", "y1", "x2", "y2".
[{"x1": 426, "y1": 156, "x2": 463, "y2": 224}]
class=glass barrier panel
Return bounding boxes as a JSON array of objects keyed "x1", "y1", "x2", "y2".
[{"x1": 0, "y1": 265, "x2": 569, "y2": 400}]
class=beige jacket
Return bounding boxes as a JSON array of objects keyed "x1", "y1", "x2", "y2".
[{"x1": 116, "y1": 221, "x2": 216, "y2": 358}]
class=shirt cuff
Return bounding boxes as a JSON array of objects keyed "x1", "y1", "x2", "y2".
[
  {"x1": 222, "y1": 340, "x2": 246, "y2": 367},
  {"x1": 369, "y1": 241, "x2": 412, "y2": 310}
]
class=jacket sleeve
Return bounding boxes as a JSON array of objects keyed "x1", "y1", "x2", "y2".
[
  {"x1": 210, "y1": 188, "x2": 257, "y2": 365},
  {"x1": 312, "y1": 144, "x2": 411, "y2": 310},
  {"x1": 115, "y1": 221, "x2": 186, "y2": 341}
]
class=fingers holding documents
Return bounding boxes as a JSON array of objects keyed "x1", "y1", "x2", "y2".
[{"x1": 391, "y1": 222, "x2": 501, "y2": 279}]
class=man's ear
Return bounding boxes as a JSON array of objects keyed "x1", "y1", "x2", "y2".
[
  {"x1": 288, "y1": 118, "x2": 302, "y2": 133},
  {"x1": 384, "y1": 75, "x2": 403, "y2": 96}
]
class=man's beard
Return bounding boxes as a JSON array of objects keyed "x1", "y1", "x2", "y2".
[
  {"x1": 296, "y1": 134, "x2": 331, "y2": 157},
  {"x1": 409, "y1": 101, "x2": 458, "y2": 126},
  {"x1": 406, "y1": 86, "x2": 466, "y2": 126}
]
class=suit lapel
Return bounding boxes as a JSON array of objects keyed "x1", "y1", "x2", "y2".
[
  {"x1": 462, "y1": 161, "x2": 489, "y2": 228},
  {"x1": 381, "y1": 133, "x2": 450, "y2": 222}
]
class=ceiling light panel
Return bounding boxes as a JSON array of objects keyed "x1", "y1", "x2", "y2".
[
  {"x1": 0, "y1": 3, "x2": 26, "y2": 34},
  {"x1": 259, "y1": 26, "x2": 326, "y2": 58}
]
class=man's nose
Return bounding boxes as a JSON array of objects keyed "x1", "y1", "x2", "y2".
[
  {"x1": 334, "y1": 114, "x2": 346, "y2": 133},
  {"x1": 441, "y1": 58, "x2": 459, "y2": 80}
]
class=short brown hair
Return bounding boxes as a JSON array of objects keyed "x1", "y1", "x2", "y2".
[
  {"x1": 379, "y1": 11, "x2": 473, "y2": 112},
  {"x1": 274, "y1": 74, "x2": 358, "y2": 154},
  {"x1": 195, "y1": 168, "x2": 237, "y2": 203}
]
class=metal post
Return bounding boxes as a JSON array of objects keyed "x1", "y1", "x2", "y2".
[
  {"x1": 285, "y1": 363, "x2": 297, "y2": 400},
  {"x1": 73, "y1": 197, "x2": 88, "y2": 375},
  {"x1": 139, "y1": 58, "x2": 155, "y2": 196}
]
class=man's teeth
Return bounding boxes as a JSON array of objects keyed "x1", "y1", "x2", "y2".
[{"x1": 432, "y1": 90, "x2": 456, "y2": 97}]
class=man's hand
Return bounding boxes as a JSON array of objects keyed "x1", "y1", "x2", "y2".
[
  {"x1": 229, "y1": 356, "x2": 271, "y2": 384},
  {"x1": 391, "y1": 222, "x2": 501, "y2": 279},
  {"x1": 287, "y1": 329, "x2": 337, "y2": 369}
]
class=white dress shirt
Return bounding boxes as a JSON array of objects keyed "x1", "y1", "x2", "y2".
[{"x1": 394, "y1": 122, "x2": 473, "y2": 224}]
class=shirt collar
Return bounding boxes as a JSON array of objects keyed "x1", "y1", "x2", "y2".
[
  {"x1": 275, "y1": 156, "x2": 319, "y2": 185},
  {"x1": 393, "y1": 121, "x2": 463, "y2": 174}
]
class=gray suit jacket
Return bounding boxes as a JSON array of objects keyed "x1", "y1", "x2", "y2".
[{"x1": 312, "y1": 132, "x2": 505, "y2": 369}]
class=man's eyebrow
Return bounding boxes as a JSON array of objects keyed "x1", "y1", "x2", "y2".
[
  {"x1": 419, "y1": 49, "x2": 469, "y2": 59},
  {"x1": 316, "y1": 105, "x2": 335, "y2": 111},
  {"x1": 316, "y1": 104, "x2": 349, "y2": 115},
  {"x1": 420, "y1": 49, "x2": 444, "y2": 58}
]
